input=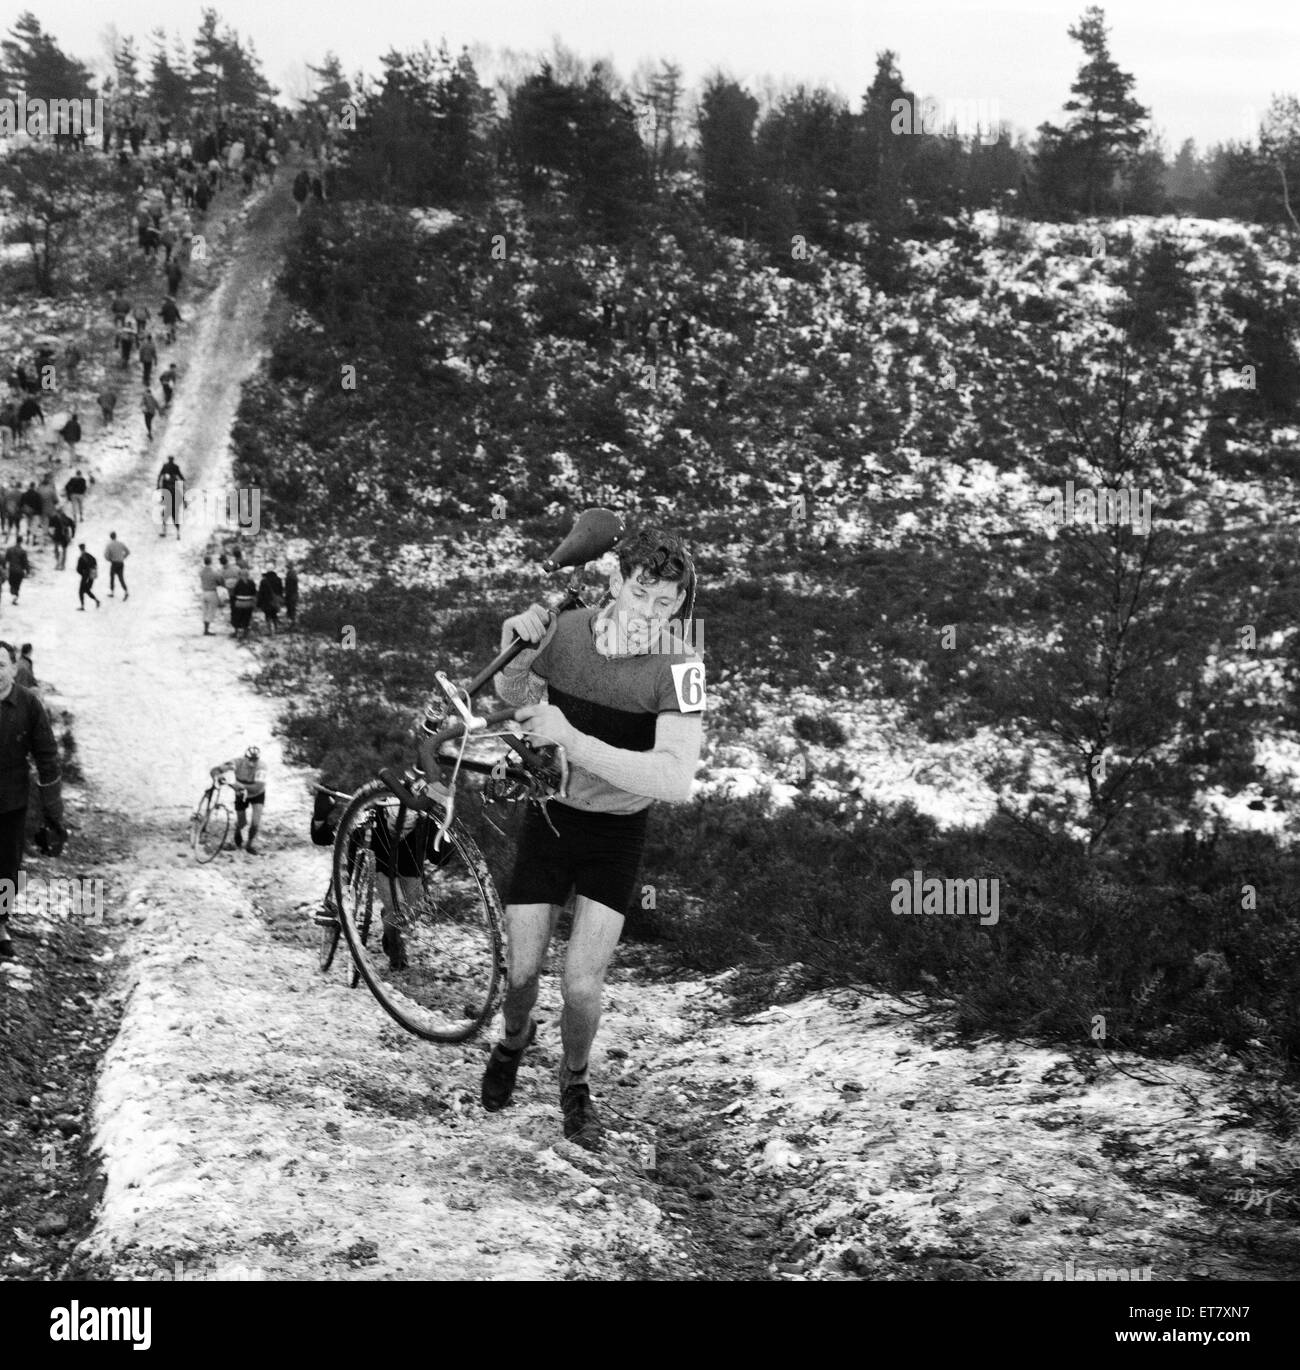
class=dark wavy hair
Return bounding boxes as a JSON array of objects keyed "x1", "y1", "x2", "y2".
[{"x1": 614, "y1": 527, "x2": 697, "y2": 625}]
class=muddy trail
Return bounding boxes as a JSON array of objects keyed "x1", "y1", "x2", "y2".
[{"x1": 2, "y1": 164, "x2": 1299, "y2": 1285}]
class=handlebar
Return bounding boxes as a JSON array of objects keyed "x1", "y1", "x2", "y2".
[{"x1": 424, "y1": 702, "x2": 524, "y2": 752}]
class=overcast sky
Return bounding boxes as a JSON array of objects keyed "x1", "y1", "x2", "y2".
[{"x1": 24, "y1": 0, "x2": 1299, "y2": 150}]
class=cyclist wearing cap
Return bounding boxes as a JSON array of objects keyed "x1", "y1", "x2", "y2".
[
  {"x1": 448, "y1": 527, "x2": 706, "y2": 1151},
  {"x1": 210, "y1": 745, "x2": 268, "y2": 854}
]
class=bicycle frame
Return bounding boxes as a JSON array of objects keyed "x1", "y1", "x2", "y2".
[
  {"x1": 204, "y1": 775, "x2": 240, "y2": 807},
  {"x1": 379, "y1": 567, "x2": 597, "y2": 837}
]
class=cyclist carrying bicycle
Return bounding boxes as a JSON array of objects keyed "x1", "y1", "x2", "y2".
[
  {"x1": 430, "y1": 527, "x2": 706, "y2": 1151},
  {"x1": 210, "y1": 745, "x2": 268, "y2": 854}
]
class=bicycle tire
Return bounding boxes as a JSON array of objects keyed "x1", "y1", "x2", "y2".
[
  {"x1": 188, "y1": 791, "x2": 212, "y2": 857},
  {"x1": 317, "y1": 907, "x2": 341, "y2": 971},
  {"x1": 332, "y1": 778, "x2": 504, "y2": 1043},
  {"x1": 316, "y1": 893, "x2": 362, "y2": 988},
  {"x1": 195, "y1": 798, "x2": 230, "y2": 863}
]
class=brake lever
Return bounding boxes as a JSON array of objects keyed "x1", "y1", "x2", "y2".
[{"x1": 436, "y1": 670, "x2": 486, "y2": 733}]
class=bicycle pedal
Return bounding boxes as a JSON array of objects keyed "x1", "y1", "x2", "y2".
[{"x1": 312, "y1": 912, "x2": 340, "y2": 927}]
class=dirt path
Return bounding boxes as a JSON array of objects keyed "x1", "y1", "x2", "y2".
[{"x1": 5, "y1": 170, "x2": 1298, "y2": 1284}]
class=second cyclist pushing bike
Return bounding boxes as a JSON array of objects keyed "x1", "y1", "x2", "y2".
[{"x1": 210, "y1": 744, "x2": 268, "y2": 854}]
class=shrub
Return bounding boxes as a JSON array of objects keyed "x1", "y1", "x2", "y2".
[{"x1": 793, "y1": 712, "x2": 848, "y2": 747}]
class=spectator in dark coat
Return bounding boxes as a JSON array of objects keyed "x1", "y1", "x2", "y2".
[
  {"x1": 5, "y1": 539, "x2": 31, "y2": 603},
  {"x1": 17, "y1": 485, "x2": 42, "y2": 545},
  {"x1": 139, "y1": 334, "x2": 158, "y2": 387},
  {"x1": 118, "y1": 318, "x2": 137, "y2": 366},
  {"x1": 231, "y1": 568, "x2": 258, "y2": 639},
  {"x1": 0, "y1": 640, "x2": 66, "y2": 959},
  {"x1": 257, "y1": 568, "x2": 285, "y2": 634},
  {"x1": 59, "y1": 411, "x2": 81, "y2": 461},
  {"x1": 64, "y1": 471, "x2": 88, "y2": 522},
  {"x1": 160, "y1": 296, "x2": 182, "y2": 343},
  {"x1": 50, "y1": 510, "x2": 74, "y2": 570},
  {"x1": 76, "y1": 544, "x2": 100, "y2": 610},
  {"x1": 141, "y1": 388, "x2": 159, "y2": 439}
]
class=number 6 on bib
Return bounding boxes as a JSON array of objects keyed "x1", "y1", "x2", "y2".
[{"x1": 670, "y1": 661, "x2": 706, "y2": 712}]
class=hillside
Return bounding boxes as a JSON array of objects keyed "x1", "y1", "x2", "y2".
[{"x1": 2, "y1": 155, "x2": 1298, "y2": 1289}]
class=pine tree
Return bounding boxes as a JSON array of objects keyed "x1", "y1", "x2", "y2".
[
  {"x1": 697, "y1": 74, "x2": 760, "y2": 236},
  {"x1": 755, "y1": 85, "x2": 853, "y2": 249},
  {"x1": 345, "y1": 42, "x2": 493, "y2": 206},
  {"x1": 1166, "y1": 138, "x2": 1208, "y2": 208},
  {"x1": 0, "y1": 146, "x2": 131, "y2": 291},
  {"x1": 112, "y1": 34, "x2": 142, "y2": 102},
  {"x1": 1035, "y1": 6, "x2": 1149, "y2": 214},
  {"x1": 855, "y1": 51, "x2": 917, "y2": 224},
  {"x1": 633, "y1": 59, "x2": 685, "y2": 189},
  {"x1": 1, "y1": 12, "x2": 96, "y2": 105},
  {"x1": 148, "y1": 28, "x2": 191, "y2": 117},
  {"x1": 190, "y1": 8, "x2": 225, "y2": 111},
  {"x1": 307, "y1": 52, "x2": 352, "y2": 121}
]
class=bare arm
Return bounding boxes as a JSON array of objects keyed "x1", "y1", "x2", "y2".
[
  {"x1": 495, "y1": 656, "x2": 547, "y2": 707},
  {"x1": 564, "y1": 711, "x2": 703, "y2": 804},
  {"x1": 493, "y1": 604, "x2": 558, "y2": 707}
]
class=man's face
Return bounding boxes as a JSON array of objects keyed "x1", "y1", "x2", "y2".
[
  {"x1": 602, "y1": 568, "x2": 685, "y2": 654},
  {"x1": 0, "y1": 652, "x2": 16, "y2": 695}
]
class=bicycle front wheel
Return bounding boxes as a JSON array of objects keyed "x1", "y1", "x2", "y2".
[
  {"x1": 188, "y1": 792, "x2": 211, "y2": 856},
  {"x1": 331, "y1": 779, "x2": 504, "y2": 1042},
  {"x1": 194, "y1": 797, "x2": 230, "y2": 863}
]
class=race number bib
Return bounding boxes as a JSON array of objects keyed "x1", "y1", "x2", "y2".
[{"x1": 670, "y1": 662, "x2": 707, "y2": 713}]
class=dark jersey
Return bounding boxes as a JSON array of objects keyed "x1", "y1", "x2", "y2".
[{"x1": 521, "y1": 607, "x2": 706, "y2": 815}]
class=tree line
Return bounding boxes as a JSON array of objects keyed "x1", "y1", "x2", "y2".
[{"x1": 4, "y1": 6, "x2": 1300, "y2": 243}]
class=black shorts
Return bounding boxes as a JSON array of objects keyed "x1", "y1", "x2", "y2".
[
  {"x1": 233, "y1": 790, "x2": 265, "y2": 812},
  {"x1": 505, "y1": 801, "x2": 649, "y2": 917}
]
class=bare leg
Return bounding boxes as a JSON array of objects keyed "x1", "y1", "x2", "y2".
[
  {"x1": 500, "y1": 901, "x2": 564, "y2": 1047},
  {"x1": 559, "y1": 896, "x2": 625, "y2": 1076}
]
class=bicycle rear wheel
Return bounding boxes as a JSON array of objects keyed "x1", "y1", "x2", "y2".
[
  {"x1": 331, "y1": 778, "x2": 504, "y2": 1043},
  {"x1": 193, "y1": 795, "x2": 230, "y2": 863}
]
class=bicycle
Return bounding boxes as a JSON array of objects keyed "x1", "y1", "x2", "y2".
[
  {"x1": 311, "y1": 785, "x2": 362, "y2": 988},
  {"x1": 189, "y1": 773, "x2": 239, "y2": 862},
  {"x1": 329, "y1": 508, "x2": 625, "y2": 1043}
]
